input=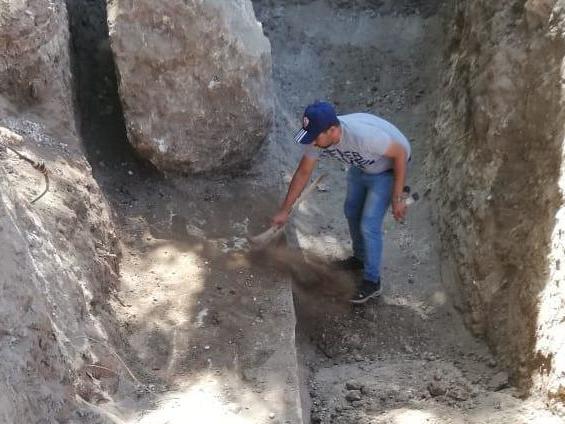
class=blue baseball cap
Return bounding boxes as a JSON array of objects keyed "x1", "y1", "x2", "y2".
[{"x1": 293, "y1": 101, "x2": 339, "y2": 144}]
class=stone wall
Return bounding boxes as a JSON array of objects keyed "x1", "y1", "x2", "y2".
[{"x1": 432, "y1": 0, "x2": 565, "y2": 406}]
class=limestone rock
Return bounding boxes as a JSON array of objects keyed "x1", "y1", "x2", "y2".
[
  {"x1": 427, "y1": 381, "x2": 448, "y2": 397},
  {"x1": 345, "y1": 381, "x2": 362, "y2": 391},
  {"x1": 345, "y1": 390, "x2": 362, "y2": 402},
  {"x1": 107, "y1": 0, "x2": 274, "y2": 173},
  {"x1": 0, "y1": 0, "x2": 75, "y2": 133}
]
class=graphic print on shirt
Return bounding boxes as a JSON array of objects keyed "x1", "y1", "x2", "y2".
[
  {"x1": 321, "y1": 148, "x2": 376, "y2": 169},
  {"x1": 301, "y1": 113, "x2": 411, "y2": 174}
]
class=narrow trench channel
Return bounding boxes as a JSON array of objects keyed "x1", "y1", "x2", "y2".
[{"x1": 251, "y1": 1, "x2": 540, "y2": 423}]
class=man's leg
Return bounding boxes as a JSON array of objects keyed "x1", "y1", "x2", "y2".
[
  {"x1": 360, "y1": 171, "x2": 394, "y2": 283},
  {"x1": 343, "y1": 167, "x2": 367, "y2": 263}
]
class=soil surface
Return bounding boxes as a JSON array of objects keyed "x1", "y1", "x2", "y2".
[{"x1": 69, "y1": 0, "x2": 564, "y2": 422}]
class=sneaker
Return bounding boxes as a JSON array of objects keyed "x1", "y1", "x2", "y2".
[
  {"x1": 332, "y1": 256, "x2": 364, "y2": 271},
  {"x1": 350, "y1": 279, "x2": 382, "y2": 304}
]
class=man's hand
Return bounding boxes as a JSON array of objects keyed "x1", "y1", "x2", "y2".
[
  {"x1": 272, "y1": 209, "x2": 290, "y2": 227},
  {"x1": 392, "y1": 198, "x2": 407, "y2": 221},
  {"x1": 272, "y1": 155, "x2": 317, "y2": 228}
]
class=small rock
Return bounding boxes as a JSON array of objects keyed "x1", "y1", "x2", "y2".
[
  {"x1": 427, "y1": 381, "x2": 447, "y2": 397},
  {"x1": 345, "y1": 381, "x2": 362, "y2": 391},
  {"x1": 386, "y1": 389, "x2": 401, "y2": 401},
  {"x1": 228, "y1": 403, "x2": 242, "y2": 414},
  {"x1": 128, "y1": 170, "x2": 134, "y2": 175},
  {"x1": 268, "y1": 412, "x2": 275, "y2": 419},
  {"x1": 448, "y1": 386, "x2": 470, "y2": 401},
  {"x1": 488, "y1": 358, "x2": 497, "y2": 368},
  {"x1": 345, "y1": 390, "x2": 362, "y2": 402},
  {"x1": 423, "y1": 352, "x2": 435, "y2": 361},
  {"x1": 397, "y1": 391, "x2": 411, "y2": 402},
  {"x1": 488, "y1": 371, "x2": 509, "y2": 391},
  {"x1": 348, "y1": 334, "x2": 362, "y2": 348}
]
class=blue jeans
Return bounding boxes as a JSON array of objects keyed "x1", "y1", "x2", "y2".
[{"x1": 344, "y1": 166, "x2": 394, "y2": 283}]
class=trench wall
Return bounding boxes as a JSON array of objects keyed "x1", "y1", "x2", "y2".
[
  {"x1": 432, "y1": 0, "x2": 565, "y2": 405},
  {"x1": 0, "y1": 1, "x2": 125, "y2": 421}
]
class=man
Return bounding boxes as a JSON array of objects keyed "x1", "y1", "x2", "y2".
[{"x1": 272, "y1": 101, "x2": 411, "y2": 304}]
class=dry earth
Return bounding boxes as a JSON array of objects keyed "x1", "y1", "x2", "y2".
[{"x1": 36, "y1": 0, "x2": 565, "y2": 423}]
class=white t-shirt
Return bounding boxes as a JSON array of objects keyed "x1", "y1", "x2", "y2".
[{"x1": 303, "y1": 113, "x2": 411, "y2": 174}]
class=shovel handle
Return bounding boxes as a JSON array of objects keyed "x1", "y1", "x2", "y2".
[{"x1": 249, "y1": 173, "x2": 327, "y2": 247}]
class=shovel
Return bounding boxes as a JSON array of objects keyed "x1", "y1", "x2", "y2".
[{"x1": 249, "y1": 174, "x2": 327, "y2": 249}]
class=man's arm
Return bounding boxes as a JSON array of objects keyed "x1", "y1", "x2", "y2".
[
  {"x1": 272, "y1": 154, "x2": 317, "y2": 227},
  {"x1": 383, "y1": 142, "x2": 408, "y2": 221}
]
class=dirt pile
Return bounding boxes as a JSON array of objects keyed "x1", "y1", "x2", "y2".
[
  {"x1": 249, "y1": 245, "x2": 355, "y2": 303},
  {"x1": 431, "y1": 0, "x2": 565, "y2": 407},
  {"x1": 309, "y1": 358, "x2": 561, "y2": 424}
]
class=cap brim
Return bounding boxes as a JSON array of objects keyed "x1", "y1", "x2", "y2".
[{"x1": 293, "y1": 128, "x2": 316, "y2": 144}]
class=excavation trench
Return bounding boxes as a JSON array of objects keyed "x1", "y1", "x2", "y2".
[
  {"x1": 254, "y1": 2, "x2": 488, "y2": 422},
  {"x1": 61, "y1": 0, "x2": 564, "y2": 422}
]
